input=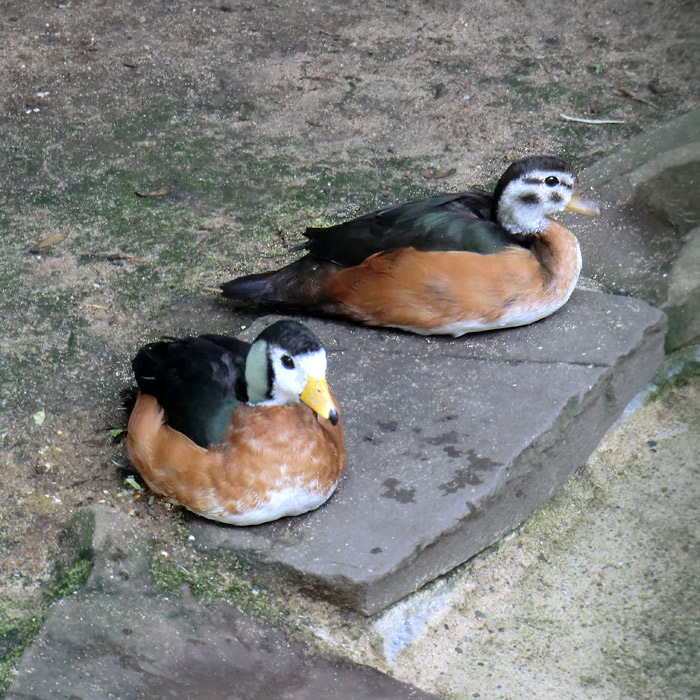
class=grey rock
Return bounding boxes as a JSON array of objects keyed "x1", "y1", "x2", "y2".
[
  {"x1": 575, "y1": 106, "x2": 700, "y2": 350},
  {"x1": 192, "y1": 289, "x2": 666, "y2": 614},
  {"x1": 6, "y1": 506, "x2": 438, "y2": 700}
]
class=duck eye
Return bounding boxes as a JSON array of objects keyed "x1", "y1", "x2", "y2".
[
  {"x1": 545, "y1": 176, "x2": 559, "y2": 187},
  {"x1": 281, "y1": 354, "x2": 295, "y2": 370}
]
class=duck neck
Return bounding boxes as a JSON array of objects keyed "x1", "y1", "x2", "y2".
[{"x1": 529, "y1": 219, "x2": 582, "y2": 297}]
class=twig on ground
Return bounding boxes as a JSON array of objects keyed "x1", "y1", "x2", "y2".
[{"x1": 559, "y1": 113, "x2": 625, "y2": 125}]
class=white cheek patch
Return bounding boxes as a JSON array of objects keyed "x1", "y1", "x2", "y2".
[
  {"x1": 266, "y1": 347, "x2": 328, "y2": 405},
  {"x1": 294, "y1": 349, "x2": 327, "y2": 381},
  {"x1": 498, "y1": 170, "x2": 575, "y2": 234},
  {"x1": 499, "y1": 182, "x2": 549, "y2": 233}
]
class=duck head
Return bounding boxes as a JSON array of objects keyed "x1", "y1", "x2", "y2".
[
  {"x1": 493, "y1": 155, "x2": 600, "y2": 235},
  {"x1": 244, "y1": 320, "x2": 339, "y2": 425}
]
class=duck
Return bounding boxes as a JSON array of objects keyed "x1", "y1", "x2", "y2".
[
  {"x1": 220, "y1": 156, "x2": 600, "y2": 336},
  {"x1": 125, "y1": 320, "x2": 345, "y2": 526}
]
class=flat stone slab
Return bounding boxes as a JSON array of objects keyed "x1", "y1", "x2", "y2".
[
  {"x1": 192, "y1": 289, "x2": 666, "y2": 614},
  {"x1": 6, "y1": 507, "x2": 438, "y2": 700}
]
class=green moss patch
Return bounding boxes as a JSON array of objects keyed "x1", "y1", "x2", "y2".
[
  {"x1": 646, "y1": 346, "x2": 700, "y2": 403},
  {"x1": 0, "y1": 598, "x2": 44, "y2": 694},
  {"x1": 149, "y1": 539, "x2": 287, "y2": 622},
  {"x1": 0, "y1": 510, "x2": 95, "y2": 693}
]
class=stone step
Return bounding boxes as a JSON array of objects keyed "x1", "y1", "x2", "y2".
[
  {"x1": 192, "y1": 289, "x2": 666, "y2": 614},
  {"x1": 6, "y1": 507, "x2": 439, "y2": 700}
]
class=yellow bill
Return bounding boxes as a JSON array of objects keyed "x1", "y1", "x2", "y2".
[
  {"x1": 565, "y1": 190, "x2": 600, "y2": 216},
  {"x1": 300, "y1": 375, "x2": 339, "y2": 425}
]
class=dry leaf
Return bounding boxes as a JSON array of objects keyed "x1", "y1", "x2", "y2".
[
  {"x1": 105, "y1": 253, "x2": 149, "y2": 263},
  {"x1": 420, "y1": 167, "x2": 457, "y2": 180},
  {"x1": 28, "y1": 232, "x2": 67, "y2": 253},
  {"x1": 134, "y1": 186, "x2": 170, "y2": 197}
]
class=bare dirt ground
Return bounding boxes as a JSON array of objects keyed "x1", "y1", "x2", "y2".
[{"x1": 0, "y1": 0, "x2": 698, "y2": 693}]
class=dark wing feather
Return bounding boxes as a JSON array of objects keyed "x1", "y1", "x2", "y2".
[
  {"x1": 132, "y1": 335, "x2": 249, "y2": 448},
  {"x1": 301, "y1": 190, "x2": 522, "y2": 266}
]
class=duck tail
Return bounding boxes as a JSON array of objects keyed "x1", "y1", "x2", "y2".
[
  {"x1": 220, "y1": 258, "x2": 343, "y2": 314},
  {"x1": 220, "y1": 270, "x2": 274, "y2": 302}
]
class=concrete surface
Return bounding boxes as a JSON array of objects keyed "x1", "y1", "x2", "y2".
[
  {"x1": 5, "y1": 507, "x2": 439, "y2": 700},
  {"x1": 191, "y1": 289, "x2": 665, "y2": 614}
]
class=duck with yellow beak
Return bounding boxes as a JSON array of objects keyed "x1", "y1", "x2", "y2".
[{"x1": 126, "y1": 320, "x2": 345, "y2": 525}]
